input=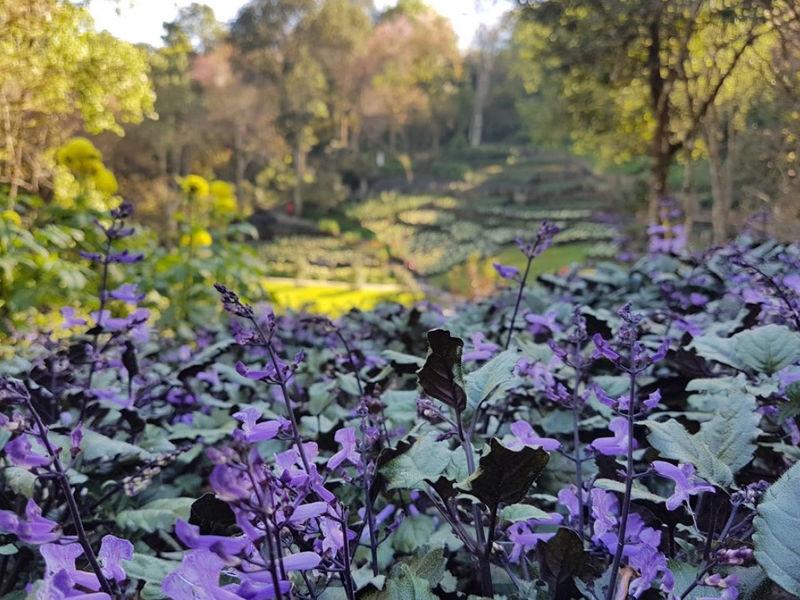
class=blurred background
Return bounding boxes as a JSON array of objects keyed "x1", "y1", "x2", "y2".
[{"x1": 1, "y1": 0, "x2": 799, "y2": 333}]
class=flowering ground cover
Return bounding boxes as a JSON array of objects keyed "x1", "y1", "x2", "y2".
[{"x1": 2, "y1": 206, "x2": 800, "y2": 600}]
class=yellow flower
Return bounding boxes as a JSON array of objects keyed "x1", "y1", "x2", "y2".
[
  {"x1": 56, "y1": 137, "x2": 103, "y2": 177},
  {"x1": 180, "y1": 228, "x2": 213, "y2": 248},
  {"x1": 93, "y1": 166, "x2": 118, "y2": 195},
  {"x1": 179, "y1": 174, "x2": 210, "y2": 197},
  {"x1": 209, "y1": 180, "x2": 235, "y2": 200},
  {"x1": 1, "y1": 209, "x2": 22, "y2": 227}
]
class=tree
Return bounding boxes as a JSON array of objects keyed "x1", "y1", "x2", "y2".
[
  {"x1": 0, "y1": 0, "x2": 154, "y2": 196},
  {"x1": 514, "y1": 0, "x2": 795, "y2": 220},
  {"x1": 355, "y1": 3, "x2": 462, "y2": 152},
  {"x1": 230, "y1": 0, "x2": 329, "y2": 216},
  {"x1": 469, "y1": 25, "x2": 500, "y2": 147}
]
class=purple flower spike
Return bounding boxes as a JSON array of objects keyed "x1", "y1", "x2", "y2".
[
  {"x1": 493, "y1": 263, "x2": 520, "y2": 280},
  {"x1": 328, "y1": 427, "x2": 361, "y2": 470},
  {"x1": 591, "y1": 417, "x2": 635, "y2": 456},
  {"x1": 652, "y1": 461, "x2": 715, "y2": 511},
  {"x1": 98, "y1": 535, "x2": 134, "y2": 583},
  {"x1": 505, "y1": 420, "x2": 561, "y2": 452}
]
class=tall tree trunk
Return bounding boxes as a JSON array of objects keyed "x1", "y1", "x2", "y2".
[
  {"x1": 646, "y1": 16, "x2": 680, "y2": 223},
  {"x1": 681, "y1": 154, "x2": 696, "y2": 244},
  {"x1": 469, "y1": 43, "x2": 494, "y2": 148},
  {"x1": 293, "y1": 140, "x2": 306, "y2": 217},
  {"x1": 705, "y1": 108, "x2": 733, "y2": 245}
]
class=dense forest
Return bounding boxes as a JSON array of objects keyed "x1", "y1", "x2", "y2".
[{"x1": 3, "y1": 0, "x2": 800, "y2": 241}]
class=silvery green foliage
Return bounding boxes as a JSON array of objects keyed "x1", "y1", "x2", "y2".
[{"x1": 754, "y1": 461, "x2": 800, "y2": 596}]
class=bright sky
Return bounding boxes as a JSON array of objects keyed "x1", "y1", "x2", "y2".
[{"x1": 87, "y1": 0, "x2": 509, "y2": 50}]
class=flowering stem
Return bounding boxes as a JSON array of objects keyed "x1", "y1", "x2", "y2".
[
  {"x1": 456, "y1": 409, "x2": 493, "y2": 596},
  {"x1": 604, "y1": 366, "x2": 637, "y2": 600},
  {"x1": 504, "y1": 255, "x2": 533, "y2": 350},
  {"x1": 337, "y1": 511, "x2": 356, "y2": 600},
  {"x1": 570, "y1": 357, "x2": 586, "y2": 541},
  {"x1": 80, "y1": 232, "x2": 114, "y2": 423},
  {"x1": 24, "y1": 396, "x2": 116, "y2": 597},
  {"x1": 249, "y1": 315, "x2": 311, "y2": 474}
]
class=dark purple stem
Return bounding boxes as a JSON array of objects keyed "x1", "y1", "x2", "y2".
[
  {"x1": 504, "y1": 255, "x2": 534, "y2": 350},
  {"x1": 25, "y1": 396, "x2": 116, "y2": 596},
  {"x1": 604, "y1": 364, "x2": 637, "y2": 600}
]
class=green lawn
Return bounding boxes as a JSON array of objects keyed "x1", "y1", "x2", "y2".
[{"x1": 430, "y1": 242, "x2": 594, "y2": 296}]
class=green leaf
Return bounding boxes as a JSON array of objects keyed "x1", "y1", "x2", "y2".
[
  {"x1": 123, "y1": 552, "x2": 180, "y2": 586},
  {"x1": 393, "y1": 515, "x2": 436, "y2": 553},
  {"x1": 594, "y1": 478, "x2": 668, "y2": 504},
  {"x1": 417, "y1": 329, "x2": 467, "y2": 412},
  {"x1": 116, "y1": 497, "x2": 194, "y2": 533},
  {"x1": 381, "y1": 435, "x2": 454, "y2": 491},
  {"x1": 645, "y1": 419, "x2": 733, "y2": 486},
  {"x1": 698, "y1": 393, "x2": 760, "y2": 475},
  {"x1": 731, "y1": 324, "x2": 800, "y2": 375},
  {"x1": 4, "y1": 467, "x2": 37, "y2": 498},
  {"x1": 459, "y1": 438, "x2": 549, "y2": 511},
  {"x1": 646, "y1": 392, "x2": 759, "y2": 487},
  {"x1": 500, "y1": 503, "x2": 551, "y2": 522},
  {"x1": 382, "y1": 350, "x2": 425, "y2": 367},
  {"x1": 464, "y1": 348, "x2": 522, "y2": 411},
  {"x1": 754, "y1": 461, "x2": 800, "y2": 595},
  {"x1": 687, "y1": 334, "x2": 744, "y2": 370},
  {"x1": 77, "y1": 430, "x2": 152, "y2": 462}
]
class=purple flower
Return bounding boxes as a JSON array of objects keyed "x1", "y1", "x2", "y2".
[
  {"x1": 175, "y1": 520, "x2": 249, "y2": 559},
  {"x1": 209, "y1": 464, "x2": 251, "y2": 502},
  {"x1": 41, "y1": 542, "x2": 101, "y2": 591},
  {"x1": 590, "y1": 488, "x2": 618, "y2": 539},
  {"x1": 328, "y1": 427, "x2": 361, "y2": 470},
  {"x1": 0, "y1": 499, "x2": 60, "y2": 544},
  {"x1": 98, "y1": 535, "x2": 134, "y2": 583},
  {"x1": 628, "y1": 542, "x2": 670, "y2": 598},
  {"x1": 652, "y1": 461, "x2": 715, "y2": 511},
  {"x1": 5, "y1": 435, "x2": 51, "y2": 468},
  {"x1": 515, "y1": 220, "x2": 560, "y2": 259},
  {"x1": 277, "y1": 502, "x2": 328, "y2": 526},
  {"x1": 107, "y1": 250, "x2": 144, "y2": 264},
  {"x1": 505, "y1": 420, "x2": 561, "y2": 452},
  {"x1": 462, "y1": 332, "x2": 499, "y2": 362},
  {"x1": 642, "y1": 389, "x2": 661, "y2": 411},
  {"x1": 317, "y1": 516, "x2": 348, "y2": 555},
  {"x1": 493, "y1": 263, "x2": 519, "y2": 280},
  {"x1": 162, "y1": 549, "x2": 254, "y2": 600},
  {"x1": 107, "y1": 283, "x2": 144, "y2": 304},
  {"x1": 699, "y1": 574, "x2": 739, "y2": 600},
  {"x1": 60, "y1": 307, "x2": 87, "y2": 329},
  {"x1": 232, "y1": 408, "x2": 285, "y2": 443},
  {"x1": 279, "y1": 551, "x2": 321, "y2": 571},
  {"x1": 525, "y1": 311, "x2": 560, "y2": 335},
  {"x1": 90, "y1": 388, "x2": 132, "y2": 409},
  {"x1": 591, "y1": 417, "x2": 635, "y2": 456},
  {"x1": 592, "y1": 334, "x2": 620, "y2": 362},
  {"x1": 506, "y1": 513, "x2": 562, "y2": 562},
  {"x1": 557, "y1": 485, "x2": 580, "y2": 520}
]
